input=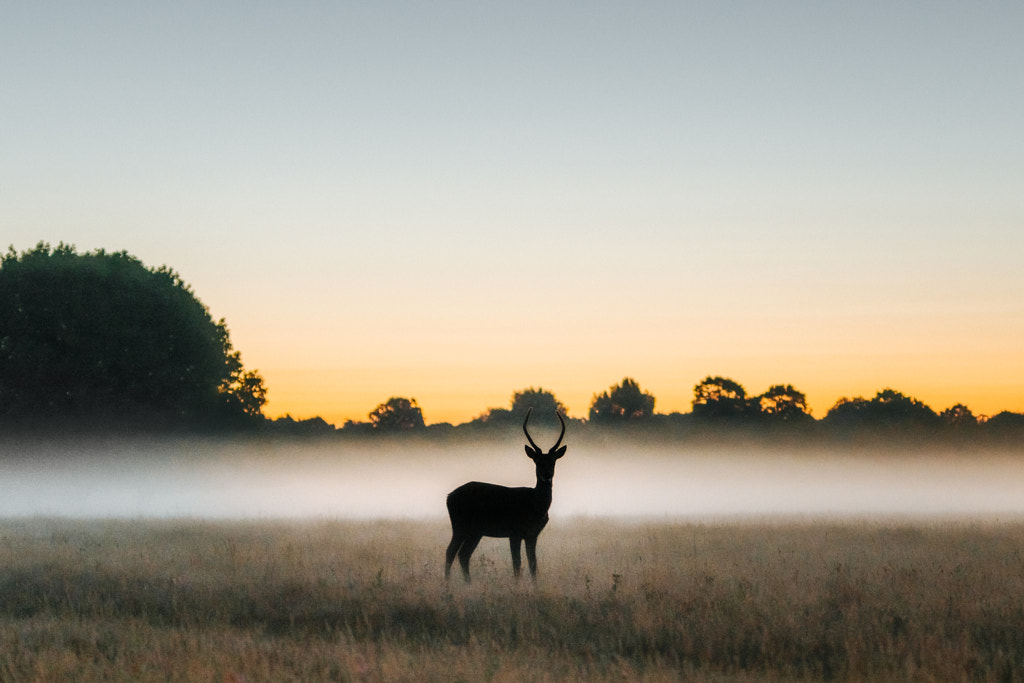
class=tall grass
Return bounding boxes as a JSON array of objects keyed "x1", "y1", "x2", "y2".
[{"x1": 2, "y1": 518, "x2": 1024, "y2": 681}]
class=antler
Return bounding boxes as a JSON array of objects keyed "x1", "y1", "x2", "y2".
[
  {"x1": 523, "y1": 407, "x2": 541, "y2": 451},
  {"x1": 553, "y1": 412, "x2": 566, "y2": 450},
  {"x1": 523, "y1": 408, "x2": 566, "y2": 452}
]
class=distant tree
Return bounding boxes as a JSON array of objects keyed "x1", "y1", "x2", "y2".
[
  {"x1": 510, "y1": 387, "x2": 567, "y2": 422},
  {"x1": 939, "y1": 403, "x2": 977, "y2": 430},
  {"x1": 822, "y1": 396, "x2": 871, "y2": 429},
  {"x1": 871, "y1": 389, "x2": 939, "y2": 428},
  {"x1": 472, "y1": 407, "x2": 514, "y2": 427},
  {"x1": 589, "y1": 377, "x2": 655, "y2": 422},
  {"x1": 271, "y1": 414, "x2": 337, "y2": 436},
  {"x1": 823, "y1": 389, "x2": 938, "y2": 431},
  {"x1": 340, "y1": 419, "x2": 375, "y2": 435},
  {"x1": 226, "y1": 370, "x2": 269, "y2": 419},
  {"x1": 691, "y1": 376, "x2": 751, "y2": 420},
  {"x1": 983, "y1": 411, "x2": 1024, "y2": 439},
  {"x1": 368, "y1": 397, "x2": 425, "y2": 431},
  {"x1": 474, "y1": 387, "x2": 567, "y2": 428},
  {"x1": 0, "y1": 242, "x2": 264, "y2": 426},
  {"x1": 757, "y1": 384, "x2": 813, "y2": 423}
]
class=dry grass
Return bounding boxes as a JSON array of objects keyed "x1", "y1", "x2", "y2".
[{"x1": 1, "y1": 517, "x2": 1024, "y2": 681}]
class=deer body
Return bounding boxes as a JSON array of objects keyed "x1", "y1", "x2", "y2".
[{"x1": 445, "y1": 411, "x2": 566, "y2": 582}]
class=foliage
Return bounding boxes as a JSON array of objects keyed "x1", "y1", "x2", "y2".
[
  {"x1": 939, "y1": 403, "x2": 978, "y2": 430},
  {"x1": 473, "y1": 387, "x2": 568, "y2": 428},
  {"x1": 757, "y1": 383, "x2": 814, "y2": 423},
  {"x1": 985, "y1": 411, "x2": 1024, "y2": 441},
  {"x1": 368, "y1": 397, "x2": 425, "y2": 431},
  {"x1": 0, "y1": 242, "x2": 265, "y2": 427},
  {"x1": 691, "y1": 376, "x2": 751, "y2": 419},
  {"x1": 824, "y1": 388, "x2": 939, "y2": 431},
  {"x1": 269, "y1": 414, "x2": 337, "y2": 436},
  {"x1": 691, "y1": 378, "x2": 813, "y2": 425},
  {"x1": 588, "y1": 377, "x2": 655, "y2": 422}
]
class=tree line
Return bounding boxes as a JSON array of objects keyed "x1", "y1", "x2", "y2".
[
  {"x1": 2, "y1": 243, "x2": 1022, "y2": 443},
  {"x1": 305, "y1": 377, "x2": 1023, "y2": 444}
]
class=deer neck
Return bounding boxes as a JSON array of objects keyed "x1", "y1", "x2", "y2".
[{"x1": 533, "y1": 476, "x2": 553, "y2": 509}]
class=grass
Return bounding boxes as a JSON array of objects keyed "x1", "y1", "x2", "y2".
[{"x1": 1, "y1": 518, "x2": 1024, "y2": 681}]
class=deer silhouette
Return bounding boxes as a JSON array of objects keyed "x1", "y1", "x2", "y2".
[{"x1": 444, "y1": 409, "x2": 567, "y2": 582}]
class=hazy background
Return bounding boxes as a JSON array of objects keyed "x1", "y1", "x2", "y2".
[
  {"x1": 3, "y1": 3, "x2": 1023, "y2": 424},
  {"x1": 3, "y1": 439, "x2": 1024, "y2": 521}
]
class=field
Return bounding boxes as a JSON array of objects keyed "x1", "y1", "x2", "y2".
[{"x1": 1, "y1": 518, "x2": 1024, "y2": 682}]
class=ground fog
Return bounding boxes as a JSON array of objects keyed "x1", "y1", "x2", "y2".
[{"x1": 1, "y1": 437, "x2": 1023, "y2": 520}]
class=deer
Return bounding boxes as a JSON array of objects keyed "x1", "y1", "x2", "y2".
[{"x1": 444, "y1": 409, "x2": 567, "y2": 582}]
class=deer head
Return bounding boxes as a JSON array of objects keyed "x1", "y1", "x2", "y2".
[{"x1": 523, "y1": 408, "x2": 566, "y2": 483}]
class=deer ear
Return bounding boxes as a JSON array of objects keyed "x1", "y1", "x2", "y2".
[
  {"x1": 552, "y1": 445, "x2": 567, "y2": 460},
  {"x1": 525, "y1": 445, "x2": 540, "y2": 459}
]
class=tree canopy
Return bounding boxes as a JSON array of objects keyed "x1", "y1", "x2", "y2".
[
  {"x1": 757, "y1": 384, "x2": 813, "y2": 423},
  {"x1": 823, "y1": 389, "x2": 939, "y2": 431},
  {"x1": 476, "y1": 387, "x2": 567, "y2": 426},
  {"x1": 0, "y1": 242, "x2": 265, "y2": 427},
  {"x1": 692, "y1": 376, "x2": 750, "y2": 419},
  {"x1": 589, "y1": 377, "x2": 656, "y2": 422},
  {"x1": 368, "y1": 397, "x2": 425, "y2": 431}
]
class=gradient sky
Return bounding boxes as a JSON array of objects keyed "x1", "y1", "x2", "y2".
[{"x1": 3, "y1": 2, "x2": 1023, "y2": 425}]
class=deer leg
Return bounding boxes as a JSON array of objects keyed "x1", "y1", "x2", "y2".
[
  {"x1": 457, "y1": 534, "x2": 482, "y2": 583},
  {"x1": 525, "y1": 536, "x2": 539, "y2": 580},
  {"x1": 509, "y1": 536, "x2": 523, "y2": 578},
  {"x1": 445, "y1": 532, "x2": 465, "y2": 580}
]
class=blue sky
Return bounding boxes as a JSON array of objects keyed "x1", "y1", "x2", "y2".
[{"x1": 3, "y1": 2, "x2": 1023, "y2": 423}]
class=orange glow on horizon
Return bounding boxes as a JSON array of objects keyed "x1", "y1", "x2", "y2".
[{"x1": 260, "y1": 350, "x2": 1024, "y2": 427}]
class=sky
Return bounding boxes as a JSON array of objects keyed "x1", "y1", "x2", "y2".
[{"x1": 3, "y1": 2, "x2": 1023, "y2": 426}]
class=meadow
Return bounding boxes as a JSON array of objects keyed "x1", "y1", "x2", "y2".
[{"x1": 1, "y1": 518, "x2": 1024, "y2": 681}]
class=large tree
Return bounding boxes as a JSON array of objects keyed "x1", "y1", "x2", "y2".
[
  {"x1": 368, "y1": 397, "x2": 425, "y2": 431},
  {"x1": 691, "y1": 376, "x2": 750, "y2": 420},
  {"x1": 939, "y1": 403, "x2": 977, "y2": 430},
  {"x1": 757, "y1": 384, "x2": 813, "y2": 423},
  {"x1": 0, "y1": 242, "x2": 265, "y2": 425},
  {"x1": 823, "y1": 389, "x2": 938, "y2": 431},
  {"x1": 473, "y1": 387, "x2": 567, "y2": 428},
  {"x1": 589, "y1": 377, "x2": 655, "y2": 422}
]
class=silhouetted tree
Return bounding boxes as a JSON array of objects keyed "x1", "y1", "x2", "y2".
[
  {"x1": 589, "y1": 377, "x2": 655, "y2": 422},
  {"x1": 226, "y1": 370, "x2": 269, "y2": 419},
  {"x1": 368, "y1": 397, "x2": 425, "y2": 431},
  {"x1": 271, "y1": 415, "x2": 337, "y2": 436},
  {"x1": 939, "y1": 403, "x2": 978, "y2": 430},
  {"x1": 510, "y1": 388, "x2": 567, "y2": 422},
  {"x1": 871, "y1": 389, "x2": 939, "y2": 428},
  {"x1": 757, "y1": 384, "x2": 813, "y2": 423},
  {"x1": 691, "y1": 376, "x2": 752, "y2": 420},
  {"x1": 823, "y1": 389, "x2": 938, "y2": 432},
  {"x1": 983, "y1": 411, "x2": 1024, "y2": 441},
  {"x1": 822, "y1": 396, "x2": 871, "y2": 428},
  {"x1": 0, "y1": 242, "x2": 265, "y2": 426},
  {"x1": 473, "y1": 387, "x2": 567, "y2": 428}
]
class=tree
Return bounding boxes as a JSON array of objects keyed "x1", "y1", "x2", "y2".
[
  {"x1": 757, "y1": 384, "x2": 812, "y2": 423},
  {"x1": 984, "y1": 411, "x2": 1024, "y2": 440},
  {"x1": 226, "y1": 370, "x2": 269, "y2": 419},
  {"x1": 368, "y1": 397, "x2": 425, "y2": 431},
  {"x1": 939, "y1": 403, "x2": 977, "y2": 430},
  {"x1": 870, "y1": 389, "x2": 939, "y2": 429},
  {"x1": 474, "y1": 387, "x2": 567, "y2": 428},
  {"x1": 822, "y1": 396, "x2": 871, "y2": 429},
  {"x1": 589, "y1": 377, "x2": 655, "y2": 422},
  {"x1": 823, "y1": 389, "x2": 938, "y2": 431},
  {"x1": 510, "y1": 387, "x2": 567, "y2": 422},
  {"x1": 691, "y1": 376, "x2": 750, "y2": 420},
  {"x1": 0, "y1": 242, "x2": 264, "y2": 426}
]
